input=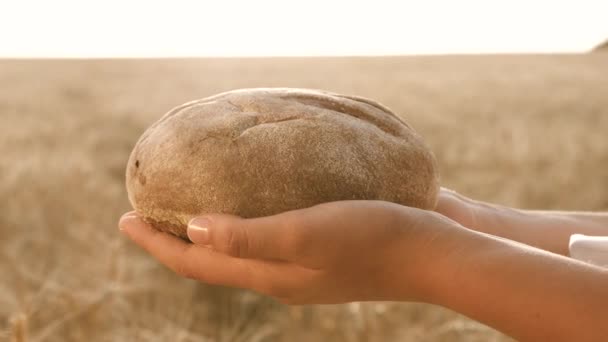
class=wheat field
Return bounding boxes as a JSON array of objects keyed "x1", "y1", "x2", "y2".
[{"x1": 1, "y1": 54, "x2": 607, "y2": 341}]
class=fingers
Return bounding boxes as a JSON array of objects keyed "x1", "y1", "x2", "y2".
[
  {"x1": 118, "y1": 213, "x2": 266, "y2": 289},
  {"x1": 187, "y1": 212, "x2": 302, "y2": 261}
]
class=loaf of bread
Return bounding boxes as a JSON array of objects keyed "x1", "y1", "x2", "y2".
[{"x1": 126, "y1": 88, "x2": 439, "y2": 239}]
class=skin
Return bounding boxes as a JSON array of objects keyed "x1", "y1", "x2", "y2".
[
  {"x1": 435, "y1": 188, "x2": 608, "y2": 256},
  {"x1": 119, "y1": 189, "x2": 608, "y2": 341}
]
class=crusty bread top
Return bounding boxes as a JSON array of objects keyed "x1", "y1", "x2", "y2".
[{"x1": 126, "y1": 88, "x2": 439, "y2": 238}]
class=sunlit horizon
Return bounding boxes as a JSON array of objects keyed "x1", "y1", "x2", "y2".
[{"x1": 1, "y1": 0, "x2": 606, "y2": 58}]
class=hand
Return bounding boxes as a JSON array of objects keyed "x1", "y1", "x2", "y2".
[
  {"x1": 118, "y1": 200, "x2": 458, "y2": 305},
  {"x1": 434, "y1": 187, "x2": 491, "y2": 229},
  {"x1": 435, "y1": 187, "x2": 518, "y2": 234}
]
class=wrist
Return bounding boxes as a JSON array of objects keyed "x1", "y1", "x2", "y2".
[
  {"x1": 383, "y1": 210, "x2": 471, "y2": 303},
  {"x1": 437, "y1": 188, "x2": 526, "y2": 237},
  {"x1": 415, "y1": 221, "x2": 487, "y2": 304}
]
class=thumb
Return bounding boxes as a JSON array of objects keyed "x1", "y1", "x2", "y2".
[{"x1": 187, "y1": 213, "x2": 295, "y2": 261}]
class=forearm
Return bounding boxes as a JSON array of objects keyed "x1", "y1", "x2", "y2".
[
  {"x1": 524, "y1": 210, "x2": 608, "y2": 228},
  {"x1": 474, "y1": 203, "x2": 608, "y2": 256},
  {"x1": 419, "y1": 226, "x2": 608, "y2": 341}
]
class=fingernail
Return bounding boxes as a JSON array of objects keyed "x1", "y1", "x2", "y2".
[
  {"x1": 121, "y1": 211, "x2": 138, "y2": 220},
  {"x1": 188, "y1": 217, "x2": 210, "y2": 244},
  {"x1": 118, "y1": 212, "x2": 138, "y2": 232}
]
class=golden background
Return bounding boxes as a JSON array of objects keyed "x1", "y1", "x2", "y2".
[{"x1": 2, "y1": 54, "x2": 607, "y2": 341}]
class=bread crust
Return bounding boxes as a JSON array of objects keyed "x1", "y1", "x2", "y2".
[{"x1": 126, "y1": 88, "x2": 439, "y2": 239}]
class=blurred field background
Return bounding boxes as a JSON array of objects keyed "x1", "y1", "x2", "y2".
[{"x1": 1, "y1": 54, "x2": 607, "y2": 341}]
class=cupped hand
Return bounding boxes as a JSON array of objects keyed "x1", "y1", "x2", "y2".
[{"x1": 119, "y1": 200, "x2": 458, "y2": 305}]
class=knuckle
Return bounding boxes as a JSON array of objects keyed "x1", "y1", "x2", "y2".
[
  {"x1": 257, "y1": 280, "x2": 291, "y2": 298},
  {"x1": 173, "y1": 263, "x2": 196, "y2": 280},
  {"x1": 277, "y1": 297, "x2": 293, "y2": 305},
  {"x1": 278, "y1": 296, "x2": 304, "y2": 306},
  {"x1": 290, "y1": 231, "x2": 312, "y2": 259},
  {"x1": 282, "y1": 210, "x2": 305, "y2": 231},
  {"x1": 220, "y1": 224, "x2": 249, "y2": 258},
  {"x1": 281, "y1": 213, "x2": 310, "y2": 254}
]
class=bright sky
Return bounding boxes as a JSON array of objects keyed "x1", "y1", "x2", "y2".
[{"x1": 1, "y1": 0, "x2": 606, "y2": 57}]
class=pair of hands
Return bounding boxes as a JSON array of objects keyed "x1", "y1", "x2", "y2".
[
  {"x1": 120, "y1": 191, "x2": 608, "y2": 341},
  {"x1": 119, "y1": 190, "x2": 478, "y2": 304}
]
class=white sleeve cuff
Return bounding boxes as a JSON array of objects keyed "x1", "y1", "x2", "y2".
[{"x1": 569, "y1": 234, "x2": 608, "y2": 268}]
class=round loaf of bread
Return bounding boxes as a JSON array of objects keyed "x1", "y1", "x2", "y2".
[{"x1": 126, "y1": 88, "x2": 439, "y2": 239}]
